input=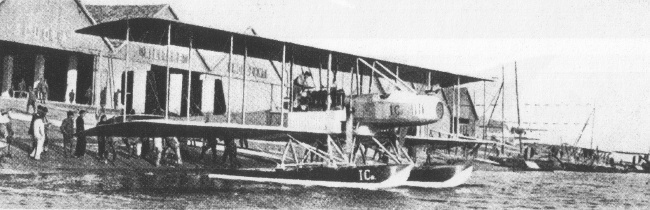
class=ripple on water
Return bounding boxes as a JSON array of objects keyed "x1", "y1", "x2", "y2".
[{"x1": 0, "y1": 170, "x2": 648, "y2": 209}]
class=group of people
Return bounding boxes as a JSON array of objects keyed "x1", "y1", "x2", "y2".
[
  {"x1": 28, "y1": 107, "x2": 87, "y2": 160},
  {"x1": 89, "y1": 135, "x2": 241, "y2": 168},
  {"x1": 117, "y1": 136, "x2": 184, "y2": 167},
  {"x1": 200, "y1": 136, "x2": 241, "y2": 168},
  {"x1": 23, "y1": 105, "x2": 242, "y2": 168}
]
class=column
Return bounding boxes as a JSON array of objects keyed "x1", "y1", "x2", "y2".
[
  {"x1": 65, "y1": 55, "x2": 78, "y2": 104},
  {"x1": 33, "y1": 54, "x2": 45, "y2": 88},
  {"x1": 1, "y1": 55, "x2": 13, "y2": 97}
]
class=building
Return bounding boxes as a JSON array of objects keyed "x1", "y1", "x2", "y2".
[
  {"x1": 0, "y1": 0, "x2": 108, "y2": 104},
  {"x1": 442, "y1": 87, "x2": 478, "y2": 137}
]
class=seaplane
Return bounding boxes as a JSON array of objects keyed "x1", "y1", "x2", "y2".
[{"x1": 76, "y1": 18, "x2": 489, "y2": 189}]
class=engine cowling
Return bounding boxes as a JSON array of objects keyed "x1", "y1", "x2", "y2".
[{"x1": 350, "y1": 91, "x2": 444, "y2": 127}]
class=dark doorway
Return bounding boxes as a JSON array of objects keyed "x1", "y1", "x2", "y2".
[
  {"x1": 145, "y1": 66, "x2": 167, "y2": 115},
  {"x1": 76, "y1": 54, "x2": 94, "y2": 104},
  {"x1": 213, "y1": 79, "x2": 225, "y2": 115},
  {"x1": 0, "y1": 42, "x2": 35, "y2": 96},
  {"x1": 180, "y1": 71, "x2": 202, "y2": 117},
  {"x1": 43, "y1": 52, "x2": 67, "y2": 102}
]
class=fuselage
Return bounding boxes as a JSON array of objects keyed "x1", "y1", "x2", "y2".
[{"x1": 350, "y1": 91, "x2": 444, "y2": 127}]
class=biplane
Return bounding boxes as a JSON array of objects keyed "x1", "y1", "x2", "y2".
[{"x1": 76, "y1": 18, "x2": 490, "y2": 189}]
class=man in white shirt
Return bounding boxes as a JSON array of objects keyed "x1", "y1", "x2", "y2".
[{"x1": 29, "y1": 107, "x2": 47, "y2": 160}]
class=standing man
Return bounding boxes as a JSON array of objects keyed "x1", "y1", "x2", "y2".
[
  {"x1": 18, "y1": 79, "x2": 26, "y2": 96},
  {"x1": 42, "y1": 110, "x2": 51, "y2": 153},
  {"x1": 100, "y1": 87, "x2": 107, "y2": 110},
  {"x1": 153, "y1": 137, "x2": 163, "y2": 167},
  {"x1": 74, "y1": 110, "x2": 87, "y2": 158},
  {"x1": 42, "y1": 79, "x2": 49, "y2": 103},
  {"x1": 239, "y1": 138, "x2": 249, "y2": 149},
  {"x1": 96, "y1": 114, "x2": 108, "y2": 163},
  {"x1": 26, "y1": 87, "x2": 36, "y2": 113},
  {"x1": 68, "y1": 90, "x2": 75, "y2": 104},
  {"x1": 222, "y1": 137, "x2": 241, "y2": 168},
  {"x1": 162, "y1": 136, "x2": 183, "y2": 165},
  {"x1": 0, "y1": 110, "x2": 13, "y2": 157},
  {"x1": 85, "y1": 87, "x2": 92, "y2": 105},
  {"x1": 114, "y1": 89, "x2": 121, "y2": 109},
  {"x1": 29, "y1": 106, "x2": 47, "y2": 160},
  {"x1": 60, "y1": 111, "x2": 75, "y2": 157},
  {"x1": 200, "y1": 137, "x2": 219, "y2": 162}
]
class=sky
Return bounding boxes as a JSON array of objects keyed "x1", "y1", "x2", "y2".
[{"x1": 84, "y1": 0, "x2": 650, "y2": 153}]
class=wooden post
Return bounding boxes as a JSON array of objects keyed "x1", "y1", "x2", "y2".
[
  {"x1": 357, "y1": 59, "x2": 363, "y2": 94},
  {"x1": 368, "y1": 62, "x2": 375, "y2": 93},
  {"x1": 186, "y1": 37, "x2": 193, "y2": 121},
  {"x1": 289, "y1": 56, "x2": 294, "y2": 112},
  {"x1": 371, "y1": 62, "x2": 376, "y2": 94},
  {"x1": 124, "y1": 23, "x2": 131, "y2": 122},
  {"x1": 242, "y1": 43, "x2": 248, "y2": 124},
  {"x1": 356, "y1": 62, "x2": 360, "y2": 95},
  {"x1": 350, "y1": 66, "x2": 354, "y2": 95},
  {"x1": 227, "y1": 35, "x2": 233, "y2": 123},
  {"x1": 326, "y1": 53, "x2": 332, "y2": 111},
  {"x1": 427, "y1": 72, "x2": 431, "y2": 90},
  {"x1": 90, "y1": 54, "x2": 96, "y2": 106},
  {"x1": 456, "y1": 77, "x2": 460, "y2": 139},
  {"x1": 483, "y1": 81, "x2": 486, "y2": 139},
  {"x1": 280, "y1": 44, "x2": 286, "y2": 127},
  {"x1": 164, "y1": 23, "x2": 171, "y2": 120}
]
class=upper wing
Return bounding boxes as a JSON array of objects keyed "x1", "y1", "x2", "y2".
[{"x1": 81, "y1": 119, "x2": 339, "y2": 143}]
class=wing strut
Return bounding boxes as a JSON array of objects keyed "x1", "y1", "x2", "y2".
[
  {"x1": 357, "y1": 58, "x2": 414, "y2": 93},
  {"x1": 370, "y1": 137, "x2": 402, "y2": 164},
  {"x1": 374, "y1": 61, "x2": 416, "y2": 93}
]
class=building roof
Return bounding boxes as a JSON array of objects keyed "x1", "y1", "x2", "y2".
[
  {"x1": 85, "y1": 4, "x2": 174, "y2": 23},
  {"x1": 0, "y1": 0, "x2": 111, "y2": 54}
]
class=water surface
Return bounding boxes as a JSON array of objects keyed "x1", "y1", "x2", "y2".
[{"x1": 0, "y1": 170, "x2": 648, "y2": 209}]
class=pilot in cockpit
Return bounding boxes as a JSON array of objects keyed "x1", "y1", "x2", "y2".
[{"x1": 292, "y1": 71, "x2": 315, "y2": 110}]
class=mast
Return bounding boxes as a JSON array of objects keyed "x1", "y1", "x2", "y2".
[
  {"x1": 501, "y1": 66, "x2": 505, "y2": 154},
  {"x1": 515, "y1": 61, "x2": 523, "y2": 155},
  {"x1": 591, "y1": 105, "x2": 595, "y2": 149}
]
